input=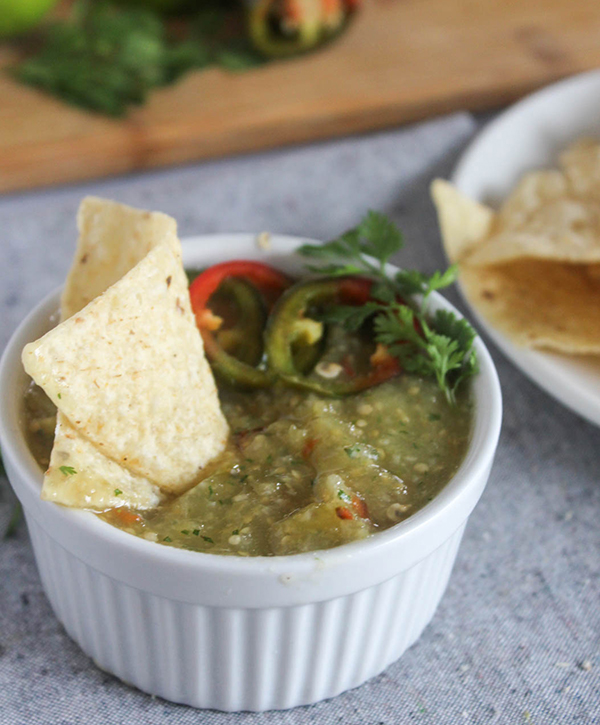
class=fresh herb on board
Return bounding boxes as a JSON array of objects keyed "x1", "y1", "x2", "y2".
[
  {"x1": 14, "y1": 0, "x2": 264, "y2": 117},
  {"x1": 298, "y1": 212, "x2": 478, "y2": 403}
]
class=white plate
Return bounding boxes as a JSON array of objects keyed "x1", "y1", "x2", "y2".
[{"x1": 451, "y1": 69, "x2": 600, "y2": 427}]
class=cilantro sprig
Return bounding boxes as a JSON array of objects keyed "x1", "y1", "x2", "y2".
[
  {"x1": 14, "y1": 0, "x2": 264, "y2": 118},
  {"x1": 298, "y1": 211, "x2": 478, "y2": 403}
]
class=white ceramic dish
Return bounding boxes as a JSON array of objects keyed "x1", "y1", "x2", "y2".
[
  {"x1": 0, "y1": 234, "x2": 502, "y2": 711},
  {"x1": 452, "y1": 69, "x2": 600, "y2": 427}
]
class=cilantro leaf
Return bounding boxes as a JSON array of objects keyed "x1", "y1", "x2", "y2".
[
  {"x1": 394, "y1": 265, "x2": 458, "y2": 306},
  {"x1": 393, "y1": 270, "x2": 433, "y2": 297},
  {"x1": 304, "y1": 262, "x2": 365, "y2": 278},
  {"x1": 356, "y1": 211, "x2": 403, "y2": 268},
  {"x1": 432, "y1": 310, "x2": 479, "y2": 396},
  {"x1": 433, "y1": 309, "x2": 477, "y2": 352},
  {"x1": 370, "y1": 281, "x2": 395, "y2": 303},
  {"x1": 426, "y1": 265, "x2": 459, "y2": 294},
  {"x1": 298, "y1": 236, "x2": 362, "y2": 264},
  {"x1": 60, "y1": 465, "x2": 77, "y2": 476},
  {"x1": 317, "y1": 301, "x2": 381, "y2": 331},
  {"x1": 298, "y1": 210, "x2": 402, "y2": 277}
]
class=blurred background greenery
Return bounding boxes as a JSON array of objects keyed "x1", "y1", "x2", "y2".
[{"x1": 1, "y1": 0, "x2": 359, "y2": 116}]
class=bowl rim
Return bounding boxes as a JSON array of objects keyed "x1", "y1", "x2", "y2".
[{"x1": 0, "y1": 232, "x2": 502, "y2": 603}]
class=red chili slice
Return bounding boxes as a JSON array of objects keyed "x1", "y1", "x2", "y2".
[
  {"x1": 337, "y1": 276, "x2": 374, "y2": 305},
  {"x1": 302, "y1": 437, "x2": 319, "y2": 460},
  {"x1": 190, "y1": 260, "x2": 292, "y2": 329},
  {"x1": 351, "y1": 494, "x2": 369, "y2": 519}
]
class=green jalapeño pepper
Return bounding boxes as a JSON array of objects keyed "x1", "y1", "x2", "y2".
[
  {"x1": 249, "y1": 0, "x2": 361, "y2": 59},
  {"x1": 249, "y1": 0, "x2": 322, "y2": 59},
  {"x1": 190, "y1": 260, "x2": 292, "y2": 389},
  {"x1": 212, "y1": 279, "x2": 266, "y2": 366},
  {"x1": 265, "y1": 277, "x2": 400, "y2": 396},
  {"x1": 201, "y1": 278, "x2": 273, "y2": 389}
]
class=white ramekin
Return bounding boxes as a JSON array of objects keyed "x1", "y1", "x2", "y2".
[{"x1": 0, "y1": 234, "x2": 502, "y2": 711}]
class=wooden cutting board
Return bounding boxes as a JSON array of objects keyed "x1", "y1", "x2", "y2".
[{"x1": 1, "y1": 0, "x2": 600, "y2": 194}]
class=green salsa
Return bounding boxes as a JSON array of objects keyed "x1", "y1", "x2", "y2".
[{"x1": 25, "y1": 374, "x2": 471, "y2": 557}]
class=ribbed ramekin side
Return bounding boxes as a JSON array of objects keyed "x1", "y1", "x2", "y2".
[
  {"x1": 410, "y1": 521, "x2": 466, "y2": 647},
  {"x1": 25, "y1": 516, "x2": 466, "y2": 711},
  {"x1": 289, "y1": 522, "x2": 467, "y2": 707}
]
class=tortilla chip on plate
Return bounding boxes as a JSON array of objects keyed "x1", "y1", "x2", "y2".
[
  {"x1": 496, "y1": 170, "x2": 568, "y2": 231},
  {"x1": 459, "y1": 260, "x2": 600, "y2": 354},
  {"x1": 560, "y1": 138, "x2": 600, "y2": 200},
  {"x1": 23, "y1": 243, "x2": 229, "y2": 495},
  {"x1": 431, "y1": 165, "x2": 600, "y2": 355},
  {"x1": 430, "y1": 179, "x2": 495, "y2": 263},
  {"x1": 466, "y1": 191, "x2": 600, "y2": 268}
]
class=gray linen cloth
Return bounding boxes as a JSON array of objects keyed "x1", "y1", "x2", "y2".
[{"x1": 0, "y1": 113, "x2": 598, "y2": 724}]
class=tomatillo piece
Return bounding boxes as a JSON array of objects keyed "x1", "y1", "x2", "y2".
[
  {"x1": 265, "y1": 277, "x2": 400, "y2": 396},
  {"x1": 189, "y1": 260, "x2": 292, "y2": 389}
]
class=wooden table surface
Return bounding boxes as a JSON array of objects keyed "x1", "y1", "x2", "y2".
[{"x1": 1, "y1": 0, "x2": 600, "y2": 193}]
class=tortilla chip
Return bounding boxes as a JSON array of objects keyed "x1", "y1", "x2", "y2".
[
  {"x1": 465, "y1": 197, "x2": 600, "y2": 266},
  {"x1": 496, "y1": 170, "x2": 568, "y2": 230},
  {"x1": 560, "y1": 138, "x2": 600, "y2": 200},
  {"x1": 430, "y1": 179, "x2": 495, "y2": 263},
  {"x1": 586, "y1": 263, "x2": 600, "y2": 281},
  {"x1": 42, "y1": 416, "x2": 161, "y2": 510},
  {"x1": 460, "y1": 260, "x2": 600, "y2": 354},
  {"x1": 23, "y1": 243, "x2": 229, "y2": 495},
  {"x1": 61, "y1": 196, "x2": 179, "y2": 319}
]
